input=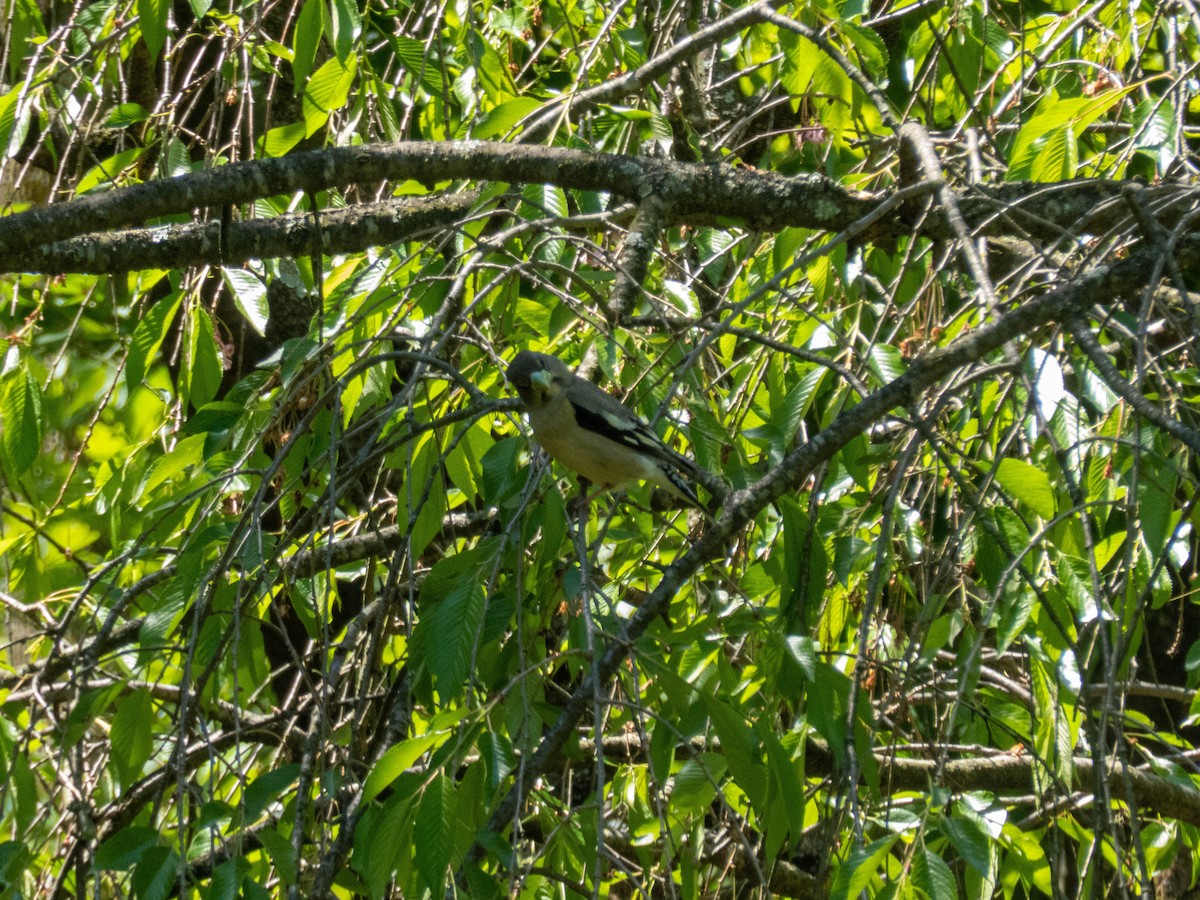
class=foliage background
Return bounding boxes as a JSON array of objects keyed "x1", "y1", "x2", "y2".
[{"x1": 0, "y1": 0, "x2": 1198, "y2": 897}]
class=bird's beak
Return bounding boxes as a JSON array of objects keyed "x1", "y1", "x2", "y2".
[{"x1": 530, "y1": 369, "x2": 553, "y2": 391}]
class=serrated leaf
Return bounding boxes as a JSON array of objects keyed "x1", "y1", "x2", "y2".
[
  {"x1": 472, "y1": 97, "x2": 543, "y2": 139},
  {"x1": 362, "y1": 732, "x2": 448, "y2": 804},
  {"x1": 943, "y1": 815, "x2": 991, "y2": 876},
  {"x1": 914, "y1": 838, "x2": 959, "y2": 899},
  {"x1": 784, "y1": 635, "x2": 817, "y2": 679},
  {"x1": 0, "y1": 83, "x2": 23, "y2": 157},
  {"x1": 520, "y1": 182, "x2": 568, "y2": 218},
  {"x1": 703, "y1": 692, "x2": 765, "y2": 806},
  {"x1": 830, "y1": 835, "x2": 898, "y2": 900},
  {"x1": 185, "y1": 306, "x2": 223, "y2": 409},
  {"x1": 94, "y1": 827, "x2": 158, "y2": 871},
  {"x1": 326, "y1": 0, "x2": 360, "y2": 62},
  {"x1": 867, "y1": 344, "x2": 906, "y2": 385},
  {"x1": 839, "y1": 22, "x2": 888, "y2": 80},
  {"x1": 392, "y1": 36, "x2": 444, "y2": 95},
  {"x1": 127, "y1": 292, "x2": 182, "y2": 390},
  {"x1": 424, "y1": 573, "x2": 485, "y2": 700},
  {"x1": 995, "y1": 458, "x2": 1056, "y2": 519},
  {"x1": 1, "y1": 366, "x2": 43, "y2": 475},
  {"x1": 106, "y1": 103, "x2": 149, "y2": 128},
  {"x1": 137, "y1": 0, "x2": 169, "y2": 60},
  {"x1": 222, "y1": 269, "x2": 269, "y2": 336},
  {"x1": 257, "y1": 827, "x2": 297, "y2": 885},
  {"x1": 263, "y1": 121, "x2": 306, "y2": 157},
  {"x1": 1031, "y1": 123, "x2": 1076, "y2": 182},
  {"x1": 110, "y1": 688, "x2": 154, "y2": 789},
  {"x1": 1093, "y1": 530, "x2": 1126, "y2": 570},
  {"x1": 131, "y1": 845, "x2": 178, "y2": 900},
  {"x1": 292, "y1": 0, "x2": 322, "y2": 86},
  {"x1": 243, "y1": 764, "x2": 301, "y2": 822},
  {"x1": 670, "y1": 754, "x2": 725, "y2": 816},
  {"x1": 5, "y1": 0, "x2": 43, "y2": 82},
  {"x1": 779, "y1": 31, "x2": 819, "y2": 96},
  {"x1": 415, "y1": 774, "x2": 455, "y2": 894},
  {"x1": 302, "y1": 54, "x2": 358, "y2": 136}
]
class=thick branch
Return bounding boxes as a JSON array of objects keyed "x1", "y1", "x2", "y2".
[
  {"x1": 0, "y1": 142, "x2": 870, "y2": 257},
  {"x1": 5, "y1": 141, "x2": 1183, "y2": 274},
  {"x1": 0, "y1": 192, "x2": 477, "y2": 274}
]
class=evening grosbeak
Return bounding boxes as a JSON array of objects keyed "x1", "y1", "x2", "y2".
[{"x1": 506, "y1": 350, "x2": 708, "y2": 509}]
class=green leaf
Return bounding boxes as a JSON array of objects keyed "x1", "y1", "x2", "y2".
[
  {"x1": 131, "y1": 845, "x2": 178, "y2": 900},
  {"x1": 292, "y1": 0, "x2": 323, "y2": 86},
  {"x1": 221, "y1": 269, "x2": 269, "y2": 336},
  {"x1": 137, "y1": 0, "x2": 169, "y2": 60},
  {"x1": 669, "y1": 753, "x2": 725, "y2": 817},
  {"x1": 913, "y1": 837, "x2": 959, "y2": 899},
  {"x1": 76, "y1": 147, "x2": 144, "y2": 194},
  {"x1": 10, "y1": 752, "x2": 35, "y2": 834},
  {"x1": 362, "y1": 732, "x2": 452, "y2": 804},
  {"x1": 839, "y1": 22, "x2": 888, "y2": 80},
  {"x1": 110, "y1": 688, "x2": 154, "y2": 789},
  {"x1": 1093, "y1": 531, "x2": 1126, "y2": 570},
  {"x1": 1139, "y1": 464, "x2": 1177, "y2": 557},
  {"x1": 830, "y1": 835, "x2": 898, "y2": 900},
  {"x1": 262, "y1": 122, "x2": 306, "y2": 157},
  {"x1": 302, "y1": 54, "x2": 358, "y2": 136},
  {"x1": 1, "y1": 366, "x2": 44, "y2": 475},
  {"x1": 325, "y1": 0, "x2": 361, "y2": 62},
  {"x1": 1007, "y1": 89, "x2": 1133, "y2": 181},
  {"x1": 1058, "y1": 555, "x2": 1100, "y2": 623},
  {"x1": 357, "y1": 793, "x2": 414, "y2": 898},
  {"x1": 943, "y1": 813, "x2": 992, "y2": 876},
  {"x1": 0, "y1": 83, "x2": 24, "y2": 157},
  {"x1": 140, "y1": 433, "x2": 206, "y2": 498},
  {"x1": 391, "y1": 36, "x2": 445, "y2": 95},
  {"x1": 784, "y1": 635, "x2": 817, "y2": 679},
  {"x1": 185, "y1": 305, "x2": 223, "y2": 409},
  {"x1": 402, "y1": 432, "x2": 448, "y2": 561},
  {"x1": 519, "y1": 182, "x2": 568, "y2": 219},
  {"x1": 5, "y1": 0, "x2": 44, "y2": 81},
  {"x1": 256, "y1": 827, "x2": 298, "y2": 885},
  {"x1": 471, "y1": 97, "x2": 543, "y2": 139},
  {"x1": 106, "y1": 103, "x2": 149, "y2": 128},
  {"x1": 94, "y1": 827, "x2": 159, "y2": 871},
  {"x1": 994, "y1": 458, "x2": 1056, "y2": 519},
  {"x1": 423, "y1": 573, "x2": 486, "y2": 700},
  {"x1": 808, "y1": 661, "x2": 851, "y2": 767},
  {"x1": 127, "y1": 292, "x2": 182, "y2": 390},
  {"x1": 243, "y1": 764, "x2": 300, "y2": 822},
  {"x1": 996, "y1": 581, "x2": 1036, "y2": 652},
  {"x1": 415, "y1": 774, "x2": 455, "y2": 895},
  {"x1": 775, "y1": 365, "x2": 826, "y2": 446},
  {"x1": 207, "y1": 859, "x2": 241, "y2": 900},
  {"x1": 702, "y1": 692, "x2": 765, "y2": 807},
  {"x1": 762, "y1": 729, "x2": 805, "y2": 854},
  {"x1": 0, "y1": 840, "x2": 29, "y2": 888},
  {"x1": 779, "y1": 31, "x2": 819, "y2": 97},
  {"x1": 867, "y1": 344, "x2": 906, "y2": 385},
  {"x1": 1031, "y1": 123, "x2": 1076, "y2": 182},
  {"x1": 1031, "y1": 657, "x2": 1074, "y2": 783},
  {"x1": 780, "y1": 496, "x2": 828, "y2": 624}
]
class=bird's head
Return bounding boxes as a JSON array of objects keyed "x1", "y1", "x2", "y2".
[{"x1": 507, "y1": 350, "x2": 569, "y2": 406}]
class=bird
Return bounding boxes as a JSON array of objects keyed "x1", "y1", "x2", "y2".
[{"x1": 505, "y1": 350, "x2": 709, "y2": 509}]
